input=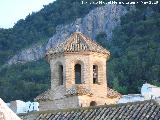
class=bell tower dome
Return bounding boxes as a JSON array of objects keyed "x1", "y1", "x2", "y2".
[{"x1": 35, "y1": 32, "x2": 120, "y2": 111}]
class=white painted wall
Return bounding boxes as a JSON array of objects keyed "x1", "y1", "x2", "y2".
[
  {"x1": 141, "y1": 83, "x2": 160, "y2": 99},
  {"x1": 25, "y1": 101, "x2": 39, "y2": 112},
  {"x1": 8, "y1": 100, "x2": 39, "y2": 114},
  {"x1": 16, "y1": 100, "x2": 26, "y2": 114},
  {"x1": 118, "y1": 83, "x2": 160, "y2": 104},
  {"x1": 118, "y1": 94, "x2": 145, "y2": 103}
]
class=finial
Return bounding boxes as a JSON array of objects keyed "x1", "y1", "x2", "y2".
[{"x1": 76, "y1": 24, "x2": 80, "y2": 32}]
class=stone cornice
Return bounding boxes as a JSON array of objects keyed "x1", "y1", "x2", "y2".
[
  {"x1": 45, "y1": 51, "x2": 110, "y2": 63},
  {"x1": 65, "y1": 84, "x2": 93, "y2": 97}
]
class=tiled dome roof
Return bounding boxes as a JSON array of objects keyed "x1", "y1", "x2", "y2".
[
  {"x1": 107, "y1": 87, "x2": 122, "y2": 98},
  {"x1": 46, "y1": 32, "x2": 110, "y2": 58},
  {"x1": 34, "y1": 90, "x2": 53, "y2": 102},
  {"x1": 65, "y1": 85, "x2": 93, "y2": 96}
]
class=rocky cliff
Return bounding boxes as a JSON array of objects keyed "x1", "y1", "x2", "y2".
[{"x1": 6, "y1": 4, "x2": 127, "y2": 66}]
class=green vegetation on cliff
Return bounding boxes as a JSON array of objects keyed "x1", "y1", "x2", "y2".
[
  {"x1": 96, "y1": 5, "x2": 160, "y2": 94},
  {"x1": 0, "y1": 59, "x2": 50, "y2": 101},
  {"x1": 0, "y1": 0, "x2": 101, "y2": 102},
  {"x1": 0, "y1": 0, "x2": 98, "y2": 66}
]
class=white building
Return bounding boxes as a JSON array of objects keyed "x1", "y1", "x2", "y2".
[
  {"x1": 9, "y1": 100, "x2": 26, "y2": 114},
  {"x1": 0, "y1": 98, "x2": 21, "y2": 120},
  {"x1": 118, "y1": 83, "x2": 160, "y2": 104},
  {"x1": 118, "y1": 94, "x2": 145, "y2": 103},
  {"x1": 25, "y1": 101, "x2": 39, "y2": 112},
  {"x1": 141, "y1": 83, "x2": 160, "y2": 99},
  {"x1": 8, "y1": 100, "x2": 39, "y2": 114}
]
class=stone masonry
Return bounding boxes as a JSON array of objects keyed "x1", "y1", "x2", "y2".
[{"x1": 35, "y1": 32, "x2": 121, "y2": 111}]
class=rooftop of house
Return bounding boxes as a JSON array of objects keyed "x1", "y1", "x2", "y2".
[
  {"x1": 20, "y1": 100, "x2": 160, "y2": 120},
  {"x1": 45, "y1": 32, "x2": 110, "y2": 58},
  {"x1": 34, "y1": 87, "x2": 121, "y2": 102},
  {"x1": 142, "y1": 83, "x2": 160, "y2": 89}
]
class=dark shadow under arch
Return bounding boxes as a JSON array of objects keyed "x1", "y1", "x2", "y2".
[
  {"x1": 93, "y1": 65, "x2": 98, "y2": 84},
  {"x1": 90, "y1": 101, "x2": 97, "y2": 106},
  {"x1": 58, "y1": 65, "x2": 63, "y2": 85},
  {"x1": 75, "y1": 64, "x2": 81, "y2": 84}
]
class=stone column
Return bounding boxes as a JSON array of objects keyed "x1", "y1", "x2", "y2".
[
  {"x1": 50, "y1": 59, "x2": 55, "y2": 90},
  {"x1": 50, "y1": 59, "x2": 63, "y2": 90},
  {"x1": 65, "y1": 58, "x2": 74, "y2": 88}
]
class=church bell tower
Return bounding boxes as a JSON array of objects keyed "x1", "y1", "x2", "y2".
[{"x1": 35, "y1": 32, "x2": 120, "y2": 111}]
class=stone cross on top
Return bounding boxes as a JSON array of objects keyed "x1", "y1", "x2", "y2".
[{"x1": 75, "y1": 24, "x2": 80, "y2": 32}]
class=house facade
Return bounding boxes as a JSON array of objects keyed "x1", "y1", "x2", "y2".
[{"x1": 9, "y1": 100, "x2": 39, "y2": 114}]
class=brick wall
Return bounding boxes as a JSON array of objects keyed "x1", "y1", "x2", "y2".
[{"x1": 38, "y1": 51, "x2": 118, "y2": 111}]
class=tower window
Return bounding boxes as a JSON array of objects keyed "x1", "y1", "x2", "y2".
[
  {"x1": 75, "y1": 64, "x2": 81, "y2": 84},
  {"x1": 93, "y1": 65, "x2": 98, "y2": 84},
  {"x1": 58, "y1": 65, "x2": 63, "y2": 85}
]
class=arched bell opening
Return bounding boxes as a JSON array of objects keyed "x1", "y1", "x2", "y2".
[
  {"x1": 75, "y1": 64, "x2": 82, "y2": 84},
  {"x1": 58, "y1": 65, "x2": 63, "y2": 85},
  {"x1": 93, "y1": 65, "x2": 98, "y2": 84}
]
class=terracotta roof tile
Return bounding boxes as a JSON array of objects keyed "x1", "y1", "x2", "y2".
[
  {"x1": 35, "y1": 87, "x2": 121, "y2": 101},
  {"x1": 107, "y1": 87, "x2": 122, "y2": 98},
  {"x1": 34, "y1": 90, "x2": 52, "y2": 102},
  {"x1": 22, "y1": 100, "x2": 160, "y2": 120},
  {"x1": 65, "y1": 85, "x2": 93, "y2": 96},
  {"x1": 46, "y1": 32, "x2": 110, "y2": 57}
]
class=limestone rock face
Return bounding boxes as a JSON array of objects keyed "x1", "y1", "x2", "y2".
[
  {"x1": 5, "y1": 4, "x2": 126, "y2": 66},
  {"x1": 7, "y1": 44, "x2": 45, "y2": 65},
  {"x1": 46, "y1": 4, "x2": 126, "y2": 50}
]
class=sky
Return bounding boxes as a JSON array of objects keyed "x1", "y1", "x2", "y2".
[{"x1": 0, "y1": 0, "x2": 55, "y2": 28}]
